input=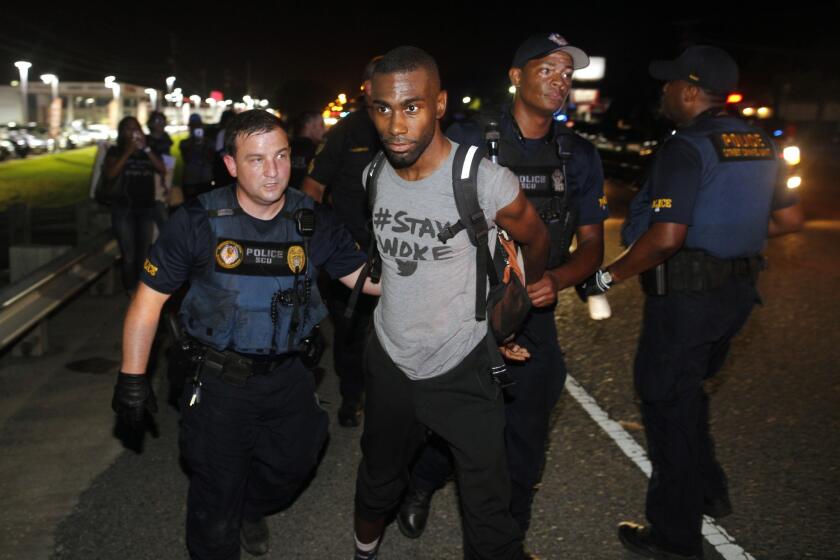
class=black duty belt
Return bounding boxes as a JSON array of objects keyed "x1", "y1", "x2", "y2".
[
  {"x1": 186, "y1": 339, "x2": 292, "y2": 385},
  {"x1": 641, "y1": 249, "x2": 765, "y2": 296}
]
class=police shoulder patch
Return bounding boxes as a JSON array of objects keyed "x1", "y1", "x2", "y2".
[
  {"x1": 143, "y1": 258, "x2": 158, "y2": 277},
  {"x1": 215, "y1": 240, "x2": 244, "y2": 269},
  {"x1": 710, "y1": 131, "x2": 774, "y2": 162}
]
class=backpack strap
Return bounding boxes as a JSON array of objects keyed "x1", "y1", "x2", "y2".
[
  {"x1": 445, "y1": 143, "x2": 494, "y2": 322},
  {"x1": 344, "y1": 151, "x2": 387, "y2": 319}
]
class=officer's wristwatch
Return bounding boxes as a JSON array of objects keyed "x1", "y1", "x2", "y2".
[{"x1": 595, "y1": 268, "x2": 614, "y2": 292}]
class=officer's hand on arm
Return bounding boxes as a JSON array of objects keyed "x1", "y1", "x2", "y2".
[
  {"x1": 301, "y1": 176, "x2": 326, "y2": 203},
  {"x1": 112, "y1": 283, "x2": 171, "y2": 430},
  {"x1": 495, "y1": 190, "x2": 549, "y2": 283},
  {"x1": 529, "y1": 223, "x2": 605, "y2": 307},
  {"x1": 339, "y1": 263, "x2": 382, "y2": 297}
]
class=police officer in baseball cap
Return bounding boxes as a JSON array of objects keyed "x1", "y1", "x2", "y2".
[{"x1": 578, "y1": 45, "x2": 803, "y2": 559}]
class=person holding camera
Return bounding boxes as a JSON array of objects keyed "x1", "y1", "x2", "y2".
[
  {"x1": 105, "y1": 116, "x2": 167, "y2": 291},
  {"x1": 111, "y1": 110, "x2": 379, "y2": 559}
]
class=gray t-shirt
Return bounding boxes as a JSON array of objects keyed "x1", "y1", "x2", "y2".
[{"x1": 366, "y1": 140, "x2": 519, "y2": 380}]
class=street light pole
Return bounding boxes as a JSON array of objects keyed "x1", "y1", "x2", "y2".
[
  {"x1": 14, "y1": 61, "x2": 32, "y2": 124},
  {"x1": 40, "y1": 73, "x2": 61, "y2": 138}
]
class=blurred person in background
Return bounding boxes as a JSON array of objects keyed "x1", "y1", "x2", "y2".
[
  {"x1": 180, "y1": 114, "x2": 216, "y2": 200},
  {"x1": 301, "y1": 56, "x2": 382, "y2": 428},
  {"x1": 146, "y1": 110, "x2": 175, "y2": 225},
  {"x1": 105, "y1": 116, "x2": 166, "y2": 292},
  {"x1": 289, "y1": 111, "x2": 326, "y2": 189}
]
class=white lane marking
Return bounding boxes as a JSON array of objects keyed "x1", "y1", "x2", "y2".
[{"x1": 564, "y1": 374, "x2": 756, "y2": 560}]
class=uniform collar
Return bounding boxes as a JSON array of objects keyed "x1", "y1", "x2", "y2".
[{"x1": 502, "y1": 107, "x2": 557, "y2": 145}]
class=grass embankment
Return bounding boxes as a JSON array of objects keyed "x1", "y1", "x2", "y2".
[{"x1": 0, "y1": 134, "x2": 188, "y2": 210}]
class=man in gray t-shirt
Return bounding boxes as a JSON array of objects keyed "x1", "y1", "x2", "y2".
[
  {"x1": 370, "y1": 140, "x2": 519, "y2": 380},
  {"x1": 352, "y1": 46, "x2": 548, "y2": 560}
]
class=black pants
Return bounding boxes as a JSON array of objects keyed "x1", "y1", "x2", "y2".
[
  {"x1": 410, "y1": 308, "x2": 566, "y2": 532},
  {"x1": 179, "y1": 357, "x2": 329, "y2": 560},
  {"x1": 634, "y1": 278, "x2": 757, "y2": 555},
  {"x1": 327, "y1": 280, "x2": 375, "y2": 404},
  {"x1": 355, "y1": 334, "x2": 523, "y2": 560}
]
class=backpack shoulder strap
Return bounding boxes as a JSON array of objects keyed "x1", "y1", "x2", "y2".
[
  {"x1": 365, "y1": 150, "x2": 387, "y2": 211},
  {"x1": 449, "y1": 143, "x2": 493, "y2": 321}
]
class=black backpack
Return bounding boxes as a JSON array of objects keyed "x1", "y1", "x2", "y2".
[{"x1": 349, "y1": 143, "x2": 531, "y2": 386}]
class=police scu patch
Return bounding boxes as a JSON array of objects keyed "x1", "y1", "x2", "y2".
[
  {"x1": 214, "y1": 239, "x2": 308, "y2": 276},
  {"x1": 651, "y1": 198, "x2": 672, "y2": 213},
  {"x1": 710, "y1": 131, "x2": 774, "y2": 162},
  {"x1": 143, "y1": 258, "x2": 158, "y2": 277},
  {"x1": 215, "y1": 240, "x2": 244, "y2": 270},
  {"x1": 513, "y1": 167, "x2": 561, "y2": 196}
]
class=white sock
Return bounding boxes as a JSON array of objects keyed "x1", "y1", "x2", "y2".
[{"x1": 354, "y1": 534, "x2": 379, "y2": 552}]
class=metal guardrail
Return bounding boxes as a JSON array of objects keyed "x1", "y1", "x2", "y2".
[{"x1": 0, "y1": 231, "x2": 119, "y2": 352}]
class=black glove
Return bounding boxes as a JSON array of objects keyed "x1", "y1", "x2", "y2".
[
  {"x1": 575, "y1": 269, "x2": 614, "y2": 302},
  {"x1": 112, "y1": 372, "x2": 158, "y2": 430}
]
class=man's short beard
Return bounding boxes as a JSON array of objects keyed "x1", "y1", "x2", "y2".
[{"x1": 383, "y1": 146, "x2": 423, "y2": 169}]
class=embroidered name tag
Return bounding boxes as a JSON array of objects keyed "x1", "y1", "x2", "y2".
[
  {"x1": 215, "y1": 239, "x2": 307, "y2": 276},
  {"x1": 710, "y1": 132, "x2": 774, "y2": 161}
]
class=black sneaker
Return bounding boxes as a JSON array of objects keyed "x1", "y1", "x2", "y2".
[
  {"x1": 617, "y1": 521, "x2": 703, "y2": 559},
  {"x1": 240, "y1": 517, "x2": 270, "y2": 556},
  {"x1": 396, "y1": 487, "x2": 433, "y2": 539},
  {"x1": 338, "y1": 399, "x2": 362, "y2": 427}
]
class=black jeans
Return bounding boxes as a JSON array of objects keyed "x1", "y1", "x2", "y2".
[
  {"x1": 179, "y1": 357, "x2": 329, "y2": 560},
  {"x1": 111, "y1": 204, "x2": 154, "y2": 290},
  {"x1": 355, "y1": 334, "x2": 523, "y2": 560},
  {"x1": 409, "y1": 308, "x2": 566, "y2": 533},
  {"x1": 634, "y1": 278, "x2": 757, "y2": 555}
]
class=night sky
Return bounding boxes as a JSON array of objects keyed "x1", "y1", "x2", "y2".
[{"x1": 3, "y1": 5, "x2": 838, "y2": 118}]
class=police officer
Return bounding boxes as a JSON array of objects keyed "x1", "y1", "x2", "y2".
[
  {"x1": 397, "y1": 33, "x2": 609, "y2": 549},
  {"x1": 301, "y1": 56, "x2": 382, "y2": 427},
  {"x1": 289, "y1": 111, "x2": 326, "y2": 190},
  {"x1": 111, "y1": 110, "x2": 380, "y2": 560},
  {"x1": 577, "y1": 46, "x2": 803, "y2": 559}
]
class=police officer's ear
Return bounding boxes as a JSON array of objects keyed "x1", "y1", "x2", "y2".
[
  {"x1": 363, "y1": 79, "x2": 373, "y2": 100},
  {"x1": 223, "y1": 153, "x2": 238, "y2": 178},
  {"x1": 508, "y1": 68, "x2": 522, "y2": 90},
  {"x1": 436, "y1": 89, "x2": 448, "y2": 119}
]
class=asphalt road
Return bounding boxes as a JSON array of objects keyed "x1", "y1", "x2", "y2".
[{"x1": 1, "y1": 182, "x2": 838, "y2": 559}]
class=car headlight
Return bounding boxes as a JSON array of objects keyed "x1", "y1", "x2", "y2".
[
  {"x1": 783, "y1": 146, "x2": 801, "y2": 166},
  {"x1": 787, "y1": 175, "x2": 802, "y2": 189}
]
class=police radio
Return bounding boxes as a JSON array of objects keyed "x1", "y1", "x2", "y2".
[{"x1": 485, "y1": 121, "x2": 500, "y2": 164}]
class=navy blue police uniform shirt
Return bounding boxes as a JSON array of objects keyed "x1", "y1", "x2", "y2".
[
  {"x1": 446, "y1": 112, "x2": 609, "y2": 227},
  {"x1": 141, "y1": 186, "x2": 366, "y2": 293},
  {"x1": 307, "y1": 109, "x2": 381, "y2": 248},
  {"x1": 638, "y1": 112, "x2": 799, "y2": 257}
]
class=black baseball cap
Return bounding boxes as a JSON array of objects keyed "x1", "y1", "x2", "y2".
[
  {"x1": 649, "y1": 45, "x2": 739, "y2": 95},
  {"x1": 512, "y1": 33, "x2": 590, "y2": 70}
]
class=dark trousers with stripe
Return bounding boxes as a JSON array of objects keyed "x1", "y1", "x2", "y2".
[
  {"x1": 355, "y1": 334, "x2": 523, "y2": 560},
  {"x1": 410, "y1": 308, "x2": 566, "y2": 533}
]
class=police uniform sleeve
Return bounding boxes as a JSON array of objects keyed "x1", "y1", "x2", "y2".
[
  {"x1": 307, "y1": 118, "x2": 347, "y2": 186},
  {"x1": 647, "y1": 137, "x2": 702, "y2": 225},
  {"x1": 141, "y1": 203, "x2": 210, "y2": 293},
  {"x1": 573, "y1": 140, "x2": 609, "y2": 225},
  {"x1": 309, "y1": 204, "x2": 367, "y2": 279}
]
